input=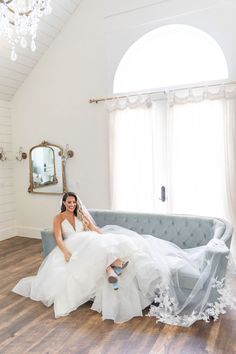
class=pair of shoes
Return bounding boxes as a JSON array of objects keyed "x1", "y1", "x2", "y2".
[{"x1": 112, "y1": 261, "x2": 129, "y2": 276}]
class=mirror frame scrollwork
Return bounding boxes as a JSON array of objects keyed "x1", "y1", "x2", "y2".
[{"x1": 28, "y1": 141, "x2": 67, "y2": 195}]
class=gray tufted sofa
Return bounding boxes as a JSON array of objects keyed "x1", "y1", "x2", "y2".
[{"x1": 41, "y1": 210, "x2": 233, "y2": 290}]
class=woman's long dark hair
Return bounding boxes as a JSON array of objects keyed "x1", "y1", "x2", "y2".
[
  {"x1": 61, "y1": 192, "x2": 90, "y2": 231},
  {"x1": 61, "y1": 192, "x2": 78, "y2": 216}
]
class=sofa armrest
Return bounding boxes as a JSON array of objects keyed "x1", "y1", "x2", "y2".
[
  {"x1": 205, "y1": 238, "x2": 230, "y2": 255},
  {"x1": 202, "y1": 239, "x2": 230, "y2": 285},
  {"x1": 41, "y1": 230, "x2": 56, "y2": 258},
  {"x1": 213, "y1": 218, "x2": 233, "y2": 247}
]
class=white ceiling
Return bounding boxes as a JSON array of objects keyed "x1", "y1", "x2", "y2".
[{"x1": 0, "y1": 0, "x2": 82, "y2": 102}]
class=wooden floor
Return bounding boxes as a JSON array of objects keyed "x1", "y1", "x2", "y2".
[{"x1": 0, "y1": 237, "x2": 236, "y2": 354}]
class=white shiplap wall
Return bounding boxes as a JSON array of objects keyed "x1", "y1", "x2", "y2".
[{"x1": 0, "y1": 100, "x2": 16, "y2": 240}]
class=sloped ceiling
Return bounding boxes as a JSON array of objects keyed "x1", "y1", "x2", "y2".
[{"x1": 0, "y1": 0, "x2": 82, "y2": 101}]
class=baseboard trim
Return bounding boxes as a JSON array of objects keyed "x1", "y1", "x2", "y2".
[
  {"x1": 0, "y1": 227, "x2": 17, "y2": 241},
  {"x1": 17, "y1": 227, "x2": 42, "y2": 239}
]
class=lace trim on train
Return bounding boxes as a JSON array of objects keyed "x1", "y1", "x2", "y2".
[{"x1": 148, "y1": 277, "x2": 236, "y2": 327}]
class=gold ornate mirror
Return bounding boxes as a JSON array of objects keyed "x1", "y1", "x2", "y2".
[{"x1": 28, "y1": 141, "x2": 67, "y2": 195}]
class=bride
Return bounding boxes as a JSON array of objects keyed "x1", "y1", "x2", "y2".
[{"x1": 13, "y1": 192, "x2": 236, "y2": 326}]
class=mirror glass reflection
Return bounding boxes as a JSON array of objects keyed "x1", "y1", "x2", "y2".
[{"x1": 29, "y1": 142, "x2": 66, "y2": 194}]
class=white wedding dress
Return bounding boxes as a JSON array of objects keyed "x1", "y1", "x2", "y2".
[{"x1": 13, "y1": 218, "x2": 236, "y2": 326}]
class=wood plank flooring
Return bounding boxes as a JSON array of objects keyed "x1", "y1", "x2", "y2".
[{"x1": 0, "y1": 237, "x2": 235, "y2": 354}]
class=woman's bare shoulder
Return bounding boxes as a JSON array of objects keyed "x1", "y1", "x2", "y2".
[{"x1": 54, "y1": 213, "x2": 64, "y2": 224}]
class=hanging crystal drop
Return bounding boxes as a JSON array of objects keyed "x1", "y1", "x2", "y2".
[
  {"x1": 31, "y1": 39, "x2": 36, "y2": 52},
  {"x1": 11, "y1": 49, "x2": 17, "y2": 61},
  {"x1": 20, "y1": 37, "x2": 27, "y2": 48}
]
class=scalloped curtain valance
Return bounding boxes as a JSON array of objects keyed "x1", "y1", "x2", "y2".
[{"x1": 104, "y1": 84, "x2": 236, "y2": 111}]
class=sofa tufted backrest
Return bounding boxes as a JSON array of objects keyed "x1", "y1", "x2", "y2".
[{"x1": 90, "y1": 210, "x2": 231, "y2": 249}]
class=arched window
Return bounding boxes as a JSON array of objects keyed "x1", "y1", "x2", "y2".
[
  {"x1": 114, "y1": 24, "x2": 228, "y2": 93},
  {"x1": 110, "y1": 25, "x2": 230, "y2": 218}
]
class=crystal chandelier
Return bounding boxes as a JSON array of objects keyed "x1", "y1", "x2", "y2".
[{"x1": 0, "y1": 0, "x2": 52, "y2": 61}]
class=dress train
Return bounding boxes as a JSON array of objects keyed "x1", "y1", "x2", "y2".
[{"x1": 13, "y1": 220, "x2": 236, "y2": 326}]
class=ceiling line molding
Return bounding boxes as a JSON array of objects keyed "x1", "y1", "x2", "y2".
[{"x1": 105, "y1": 0, "x2": 171, "y2": 19}]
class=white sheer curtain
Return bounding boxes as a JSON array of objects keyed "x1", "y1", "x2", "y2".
[
  {"x1": 109, "y1": 97, "x2": 169, "y2": 212},
  {"x1": 109, "y1": 105, "x2": 156, "y2": 212},
  {"x1": 223, "y1": 99, "x2": 236, "y2": 258},
  {"x1": 168, "y1": 98, "x2": 226, "y2": 218}
]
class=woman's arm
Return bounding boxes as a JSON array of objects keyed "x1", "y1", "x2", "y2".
[
  {"x1": 53, "y1": 215, "x2": 72, "y2": 262},
  {"x1": 83, "y1": 213, "x2": 102, "y2": 234},
  {"x1": 89, "y1": 221, "x2": 102, "y2": 234}
]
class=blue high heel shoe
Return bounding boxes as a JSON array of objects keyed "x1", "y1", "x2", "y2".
[
  {"x1": 112, "y1": 261, "x2": 129, "y2": 276},
  {"x1": 112, "y1": 282, "x2": 119, "y2": 290},
  {"x1": 112, "y1": 267, "x2": 122, "y2": 276}
]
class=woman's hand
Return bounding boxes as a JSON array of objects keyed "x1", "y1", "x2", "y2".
[
  {"x1": 64, "y1": 250, "x2": 72, "y2": 262},
  {"x1": 93, "y1": 227, "x2": 102, "y2": 235}
]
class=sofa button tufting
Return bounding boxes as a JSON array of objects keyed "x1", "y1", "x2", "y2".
[{"x1": 42, "y1": 212, "x2": 230, "y2": 260}]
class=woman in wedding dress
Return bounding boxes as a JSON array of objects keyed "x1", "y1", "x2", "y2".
[{"x1": 13, "y1": 192, "x2": 236, "y2": 326}]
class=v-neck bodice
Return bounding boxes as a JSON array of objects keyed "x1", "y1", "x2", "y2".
[{"x1": 61, "y1": 218, "x2": 84, "y2": 238}]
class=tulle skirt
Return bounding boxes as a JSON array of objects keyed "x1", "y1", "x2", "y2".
[{"x1": 12, "y1": 226, "x2": 236, "y2": 326}]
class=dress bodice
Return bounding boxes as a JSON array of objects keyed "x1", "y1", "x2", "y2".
[{"x1": 61, "y1": 217, "x2": 84, "y2": 239}]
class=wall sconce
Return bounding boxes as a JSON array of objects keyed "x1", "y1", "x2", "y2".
[
  {"x1": 16, "y1": 147, "x2": 27, "y2": 161},
  {"x1": 59, "y1": 144, "x2": 74, "y2": 161},
  {"x1": 0, "y1": 147, "x2": 7, "y2": 161}
]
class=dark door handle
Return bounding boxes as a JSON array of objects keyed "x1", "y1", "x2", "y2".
[{"x1": 159, "y1": 186, "x2": 166, "y2": 202}]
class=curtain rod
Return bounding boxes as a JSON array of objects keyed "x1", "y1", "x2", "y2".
[{"x1": 89, "y1": 80, "x2": 236, "y2": 104}]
